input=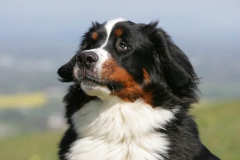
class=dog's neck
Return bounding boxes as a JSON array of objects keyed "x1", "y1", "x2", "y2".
[{"x1": 67, "y1": 96, "x2": 178, "y2": 160}]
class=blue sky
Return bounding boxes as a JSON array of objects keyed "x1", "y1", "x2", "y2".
[
  {"x1": 0, "y1": 0, "x2": 239, "y2": 98},
  {"x1": 0, "y1": 0, "x2": 239, "y2": 59}
]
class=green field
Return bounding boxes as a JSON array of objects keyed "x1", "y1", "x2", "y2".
[
  {"x1": 0, "y1": 100, "x2": 239, "y2": 160},
  {"x1": 0, "y1": 92, "x2": 47, "y2": 109},
  {"x1": 191, "y1": 100, "x2": 240, "y2": 160},
  {"x1": 0, "y1": 131, "x2": 62, "y2": 160}
]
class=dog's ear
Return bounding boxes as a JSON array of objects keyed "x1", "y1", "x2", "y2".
[
  {"x1": 146, "y1": 22, "x2": 199, "y2": 102},
  {"x1": 58, "y1": 56, "x2": 76, "y2": 82}
]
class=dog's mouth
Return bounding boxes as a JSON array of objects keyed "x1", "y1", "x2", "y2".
[
  {"x1": 74, "y1": 65, "x2": 107, "y2": 87},
  {"x1": 77, "y1": 73, "x2": 115, "y2": 97},
  {"x1": 73, "y1": 63, "x2": 124, "y2": 98},
  {"x1": 81, "y1": 77, "x2": 106, "y2": 87}
]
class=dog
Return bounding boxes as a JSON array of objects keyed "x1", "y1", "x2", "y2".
[{"x1": 57, "y1": 18, "x2": 220, "y2": 160}]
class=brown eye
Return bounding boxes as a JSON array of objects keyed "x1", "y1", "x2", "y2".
[{"x1": 118, "y1": 42, "x2": 128, "y2": 50}]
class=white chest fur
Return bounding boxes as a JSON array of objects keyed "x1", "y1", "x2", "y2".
[{"x1": 66, "y1": 97, "x2": 176, "y2": 160}]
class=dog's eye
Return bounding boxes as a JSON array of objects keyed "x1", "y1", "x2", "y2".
[{"x1": 118, "y1": 42, "x2": 128, "y2": 50}]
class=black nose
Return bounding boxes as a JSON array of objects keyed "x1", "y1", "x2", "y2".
[{"x1": 76, "y1": 51, "x2": 98, "y2": 68}]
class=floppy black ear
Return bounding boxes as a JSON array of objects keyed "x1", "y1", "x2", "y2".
[
  {"x1": 146, "y1": 22, "x2": 199, "y2": 102},
  {"x1": 57, "y1": 56, "x2": 76, "y2": 82}
]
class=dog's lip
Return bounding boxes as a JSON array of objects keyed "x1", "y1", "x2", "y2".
[
  {"x1": 74, "y1": 65, "x2": 100, "y2": 81},
  {"x1": 74, "y1": 67, "x2": 108, "y2": 86},
  {"x1": 80, "y1": 76, "x2": 107, "y2": 86},
  {"x1": 74, "y1": 66, "x2": 118, "y2": 88}
]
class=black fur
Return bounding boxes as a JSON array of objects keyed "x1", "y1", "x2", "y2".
[{"x1": 57, "y1": 19, "x2": 219, "y2": 160}]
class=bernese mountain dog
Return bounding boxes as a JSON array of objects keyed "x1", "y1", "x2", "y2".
[{"x1": 57, "y1": 18, "x2": 220, "y2": 160}]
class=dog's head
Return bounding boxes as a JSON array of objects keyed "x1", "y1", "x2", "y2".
[{"x1": 58, "y1": 18, "x2": 199, "y2": 107}]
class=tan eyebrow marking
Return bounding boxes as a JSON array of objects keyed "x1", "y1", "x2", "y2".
[
  {"x1": 92, "y1": 32, "x2": 98, "y2": 40},
  {"x1": 115, "y1": 28, "x2": 123, "y2": 37}
]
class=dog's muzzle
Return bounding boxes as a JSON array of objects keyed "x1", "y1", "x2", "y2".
[
  {"x1": 74, "y1": 51, "x2": 99, "y2": 80},
  {"x1": 76, "y1": 51, "x2": 99, "y2": 70}
]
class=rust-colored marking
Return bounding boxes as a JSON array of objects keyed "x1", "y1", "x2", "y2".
[
  {"x1": 115, "y1": 28, "x2": 123, "y2": 37},
  {"x1": 102, "y1": 59, "x2": 153, "y2": 105},
  {"x1": 92, "y1": 32, "x2": 98, "y2": 40},
  {"x1": 143, "y1": 68, "x2": 150, "y2": 84}
]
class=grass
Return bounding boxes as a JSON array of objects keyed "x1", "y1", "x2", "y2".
[
  {"x1": 191, "y1": 100, "x2": 240, "y2": 160},
  {"x1": 0, "y1": 92, "x2": 47, "y2": 109},
  {"x1": 0, "y1": 131, "x2": 62, "y2": 160},
  {"x1": 0, "y1": 100, "x2": 239, "y2": 160}
]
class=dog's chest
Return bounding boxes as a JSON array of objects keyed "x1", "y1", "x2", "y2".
[{"x1": 66, "y1": 98, "x2": 175, "y2": 160}]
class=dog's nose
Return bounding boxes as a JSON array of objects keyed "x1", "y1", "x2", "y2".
[{"x1": 76, "y1": 51, "x2": 98, "y2": 68}]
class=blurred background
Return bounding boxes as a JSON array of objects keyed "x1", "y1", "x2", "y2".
[{"x1": 0, "y1": 0, "x2": 239, "y2": 159}]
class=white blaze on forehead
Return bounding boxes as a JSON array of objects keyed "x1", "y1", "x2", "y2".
[
  {"x1": 100, "y1": 18, "x2": 126, "y2": 48},
  {"x1": 92, "y1": 18, "x2": 126, "y2": 76},
  {"x1": 95, "y1": 18, "x2": 126, "y2": 69},
  {"x1": 79, "y1": 18, "x2": 126, "y2": 98},
  {"x1": 81, "y1": 18, "x2": 126, "y2": 68}
]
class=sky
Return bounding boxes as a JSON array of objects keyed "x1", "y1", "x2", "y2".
[
  {"x1": 0, "y1": 0, "x2": 240, "y2": 99},
  {"x1": 0, "y1": 0, "x2": 239, "y2": 60}
]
